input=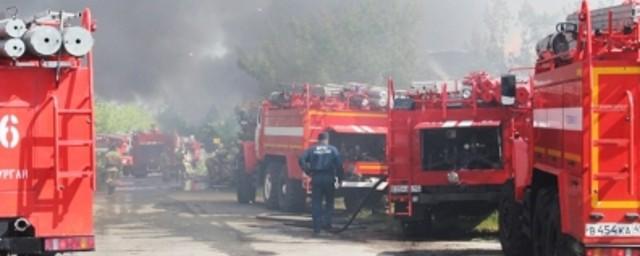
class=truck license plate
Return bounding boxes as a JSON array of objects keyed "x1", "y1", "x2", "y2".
[{"x1": 586, "y1": 223, "x2": 640, "y2": 237}]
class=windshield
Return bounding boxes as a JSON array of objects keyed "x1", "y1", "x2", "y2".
[
  {"x1": 329, "y1": 132, "x2": 385, "y2": 162},
  {"x1": 421, "y1": 127, "x2": 503, "y2": 171}
]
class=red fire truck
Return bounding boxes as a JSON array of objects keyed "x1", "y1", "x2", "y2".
[
  {"x1": 498, "y1": 1, "x2": 640, "y2": 255},
  {"x1": 236, "y1": 83, "x2": 389, "y2": 212},
  {"x1": 0, "y1": 9, "x2": 96, "y2": 255},
  {"x1": 129, "y1": 128, "x2": 177, "y2": 178},
  {"x1": 386, "y1": 72, "x2": 532, "y2": 236}
]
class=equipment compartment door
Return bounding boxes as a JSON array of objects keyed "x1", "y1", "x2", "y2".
[{"x1": 591, "y1": 67, "x2": 640, "y2": 209}]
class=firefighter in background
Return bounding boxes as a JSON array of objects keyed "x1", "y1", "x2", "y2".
[
  {"x1": 299, "y1": 133, "x2": 344, "y2": 235},
  {"x1": 105, "y1": 144, "x2": 122, "y2": 195},
  {"x1": 206, "y1": 138, "x2": 236, "y2": 187}
]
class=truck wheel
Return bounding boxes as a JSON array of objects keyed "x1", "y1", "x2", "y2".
[
  {"x1": 278, "y1": 173, "x2": 305, "y2": 212},
  {"x1": 532, "y1": 188, "x2": 561, "y2": 256},
  {"x1": 499, "y1": 193, "x2": 532, "y2": 256},
  {"x1": 236, "y1": 171, "x2": 256, "y2": 204},
  {"x1": 263, "y1": 162, "x2": 280, "y2": 209}
]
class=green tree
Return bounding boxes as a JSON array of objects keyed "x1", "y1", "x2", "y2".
[
  {"x1": 509, "y1": 0, "x2": 558, "y2": 67},
  {"x1": 95, "y1": 101, "x2": 155, "y2": 134},
  {"x1": 156, "y1": 106, "x2": 190, "y2": 134},
  {"x1": 482, "y1": 0, "x2": 512, "y2": 72},
  {"x1": 238, "y1": 1, "x2": 422, "y2": 90}
]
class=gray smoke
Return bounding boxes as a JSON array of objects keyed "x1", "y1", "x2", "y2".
[
  {"x1": 0, "y1": 0, "x2": 588, "y2": 122},
  {"x1": 1, "y1": 0, "x2": 268, "y2": 122}
]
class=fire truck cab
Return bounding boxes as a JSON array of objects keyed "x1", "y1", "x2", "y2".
[
  {"x1": 236, "y1": 83, "x2": 389, "y2": 212},
  {"x1": 499, "y1": 1, "x2": 640, "y2": 255},
  {"x1": 130, "y1": 128, "x2": 177, "y2": 178},
  {"x1": 387, "y1": 72, "x2": 531, "y2": 236}
]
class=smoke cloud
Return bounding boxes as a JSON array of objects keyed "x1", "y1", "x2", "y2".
[{"x1": 0, "y1": 0, "x2": 593, "y2": 122}]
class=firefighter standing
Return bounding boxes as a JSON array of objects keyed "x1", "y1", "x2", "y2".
[
  {"x1": 105, "y1": 145, "x2": 122, "y2": 195},
  {"x1": 299, "y1": 133, "x2": 344, "y2": 235}
]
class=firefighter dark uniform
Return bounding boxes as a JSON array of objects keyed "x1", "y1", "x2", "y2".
[{"x1": 299, "y1": 133, "x2": 344, "y2": 234}]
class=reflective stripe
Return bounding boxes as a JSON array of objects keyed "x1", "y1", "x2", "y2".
[
  {"x1": 458, "y1": 120, "x2": 473, "y2": 127},
  {"x1": 533, "y1": 107, "x2": 583, "y2": 131},
  {"x1": 264, "y1": 126, "x2": 304, "y2": 137},
  {"x1": 442, "y1": 121, "x2": 457, "y2": 128},
  {"x1": 351, "y1": 125, "x2": 365, "y2": 133},
  {"x1": 360, "y1": 125, "x2": 375, "y2": 133}
]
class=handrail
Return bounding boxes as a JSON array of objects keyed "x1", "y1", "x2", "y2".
[
  {"x1": 51, "y1": 96, "x2": 61, "y2": 190},
  {"x1": 626, "y1": 90, "x2": 636, "y2": 195},
  {"x1": 83, "y1": 8, "x2": 96, "y2": 191}
]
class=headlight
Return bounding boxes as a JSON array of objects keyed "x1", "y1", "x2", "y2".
[
  {"x1": 447, "y1": 171, "x2": 460, "y2": 184},
  {"x1": 390, "y1": 185, "x2": 421, "y2": 194},
  {"x1": 462, "y1": 88, "x2": 472, "y2": 99}
]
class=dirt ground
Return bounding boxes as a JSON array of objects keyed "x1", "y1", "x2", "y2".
[{"x1": 89, "y1": 175, "x2": 503, "y2": 256}]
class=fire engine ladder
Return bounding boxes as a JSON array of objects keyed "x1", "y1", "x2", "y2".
[
  {"x1": 388, "y1": 117, "x2": 414, "y2": 216},
  {"x1": 51, "y1": 96, "x2": 95, "y2": 191},
  {"x1": 592, "y1": 90, "x2": 636, "y2": 195}
]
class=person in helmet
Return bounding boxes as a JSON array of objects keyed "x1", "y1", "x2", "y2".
[
  {"x1": 104, "y1": 144, "x2": 122, "y2": 194},
  {"x1": 299, "y1": 132, "x2": 344, "y2": 235}
]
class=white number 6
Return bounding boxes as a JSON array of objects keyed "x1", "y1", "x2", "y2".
[{"x1": 0, "y1": 114, "x2": 19, "y2": 149}]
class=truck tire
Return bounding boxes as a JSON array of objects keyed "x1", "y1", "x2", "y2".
[
  {"x1": 532, "y1": 188, "x2": 584, "y2": 256},
  {"x1": 532, "y1": 188, "x2": 561, "y2": 256},
  {"x1": 278, "y1": 174, "x2": 305, "y2": 212},
  {"x1": 499, "y1": 192, "x2": 532, "y2": 256},
  {"x1": 236, "y1": 171, "x2": 256, "y2": 204},
  {"x1": 263, "y1": 162, "x2": 280, "y2": 209}
]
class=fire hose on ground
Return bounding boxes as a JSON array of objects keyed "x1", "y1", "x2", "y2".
[
  {"x1": 329, "y1": 176, "x2": 387, "y2": 234},
  {"x1": 257, "y1": 177, "x2": 387, "y2": 234}
]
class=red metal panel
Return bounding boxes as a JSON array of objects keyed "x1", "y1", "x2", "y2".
[
  {"x1": 0, "y1": 67, "x2": 94, "y2": 237},
  {"x1": 390, "y1": 108, "x2": 512, "y2": 187}
]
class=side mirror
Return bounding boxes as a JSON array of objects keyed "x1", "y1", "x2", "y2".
[{"x1": 501, "y1": 74, "x2": 516, "y2": 105}]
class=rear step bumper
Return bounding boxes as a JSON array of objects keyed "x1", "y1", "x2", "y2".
[
  {"x1": 0, "y1": 236, "x2": 95, "y2": 254},
  {"x1": 0, "y1": 237, "x2": 42, "y2": 254},
  {"x1": 586, "y1": 246, "x2": 640, "y2": 255}
]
